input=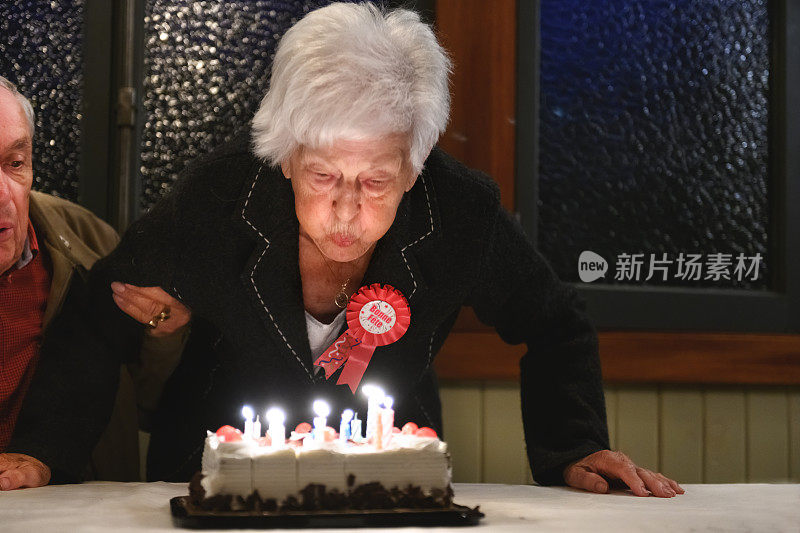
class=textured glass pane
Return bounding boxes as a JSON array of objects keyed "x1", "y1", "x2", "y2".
[
  {"x1": 0, "y1": 0, "x2": 84, "y2": 202},
  {"x1": 140, "y1": 0, "x2": 343, "y2": 211},
  {"x1": 538, "y1": 0, "x2": 770, "y2": 289}
]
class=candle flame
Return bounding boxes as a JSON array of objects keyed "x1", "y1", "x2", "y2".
[
  {"x1": 266, "y1": 407, "x2": 285, "y2": 425},
  {"x1": 313, "y1": 399, "x2": 331, "y2": 417},
  {"x1": 383, "y1": 396, "x2": 394, "y2": 409},
  {"x1": 341, "y1": 408, "x2": 354, "y2": 421},
  {"x1": 362, "y1": 384, "x2": 385, "y2": 400},
  {"x1": 241, "y1": 405, "x2": 254, "y2": 420}
]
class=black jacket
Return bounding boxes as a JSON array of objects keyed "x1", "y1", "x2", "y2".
[{"x1": 9, "y1": 133, "x2": 608, "y2": 485}]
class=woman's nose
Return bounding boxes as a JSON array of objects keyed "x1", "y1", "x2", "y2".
[{"x1": 332, "y1": 182, "x2": 360, "y2": 221}]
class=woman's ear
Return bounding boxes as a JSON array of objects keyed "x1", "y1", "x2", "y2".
[
  {"x1": 404, "y1": 174, "x2": 419, "y2": 193},
  {"x1": 280, "y1": 160, "x2": 291, "y2": 180}
]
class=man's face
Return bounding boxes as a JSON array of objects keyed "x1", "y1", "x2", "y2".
[
  {"x1": 0, "y1": 88, "x2": 33, "y2": 275},
  {"x1": 283, "y1": 134, "x2": 416, "y2": 263}
]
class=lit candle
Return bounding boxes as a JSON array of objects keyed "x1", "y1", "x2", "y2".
[
  {"x1": 375, "y1": 406, "x2": 384, "y2": 450},
  {"x1": 362, "y1": 384, "x2": 385, "y2": 442},
  {"x1": 313, "y1": 400, "x2": 330, "y2": 443},
  {"x1": 266, "y1": 407, "x2": 285, "y2": 449},
  {"x1": 350, "y1": 413, "x2": 363, "y2": 442},
  {"x1": 253, "y1": 415, "x2": 262, "y2": 440},
  {"x1": 340, "y1": 409, "x2": 354, "y2": 442},
  {"x1": 381, "y1": 396, "x2": 395, "y2": 444},
  {"x1": 241, "y1": 405, "x2": 254, "y2": 439}
]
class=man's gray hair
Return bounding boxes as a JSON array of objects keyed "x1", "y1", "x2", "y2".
[
  {"x1": 252, "y1": 2, "x2": 451, "y2": 175},
  {"x1": 0, "y1": 75, "x2": 35, "y2": 138}
]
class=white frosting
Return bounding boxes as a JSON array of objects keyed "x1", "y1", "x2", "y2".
[
  {"x1": 200, "y1": 436, "x2": 255, "y2": 505},
  {"x1": 297, "y1": 448, "x2": 348, "y2": 492},
  {"x1": 253, "y1": 448, "x2": 297, "y2": 501},
  {"x1": 200, "y1": 433, "x2": 451, "y2": 503}
]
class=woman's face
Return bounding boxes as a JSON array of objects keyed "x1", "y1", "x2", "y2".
[{"x1": 283, "y1": 134, "x2": 415, "y2": 263}]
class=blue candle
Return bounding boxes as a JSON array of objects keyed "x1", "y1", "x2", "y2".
[{"x1": 340, "y1": 409, "x2": 354, "y2": 442}]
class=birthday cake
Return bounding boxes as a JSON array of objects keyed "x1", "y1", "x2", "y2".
[{"x1": 188, "y1": 399, "x2": 453, "y2": 512}]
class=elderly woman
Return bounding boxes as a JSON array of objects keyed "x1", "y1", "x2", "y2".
[{"x1": 5, "y1": 3, "x2": 680, "y2": 497}]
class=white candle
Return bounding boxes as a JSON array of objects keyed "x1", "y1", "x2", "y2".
[
  {"x1": 253, "y1": 415, "x2": 262, "y2": 440},
  {"x1": 381, "y1": 396, "x2": 395, "y2": 444},
  {"x1": 350, "y1": 414, "x2": 363, "y2": 442},
  {"x1": 241, "y1": 405, "x2": 254, "y2": 439},
  {"x1": 362, "y1": 384, "x2": 385, "y2": 442},
  {"x1": 266, "y1": 407, "x2": 285, "y2": 448},
  {"x1": 313, "y1": 400, "x2": 330, "y2": 443},
  {"x1": 340, "y1": 409, "x2": 354, "y2": 442}
]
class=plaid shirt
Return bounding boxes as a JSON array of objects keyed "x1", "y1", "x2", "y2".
[{"x1": 0, "y1": 221, "x2": 52, "y2": 451}]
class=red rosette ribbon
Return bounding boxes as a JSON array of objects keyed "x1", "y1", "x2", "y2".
[{"x1": 313, "y1": 284, "x2": 410, "y2": 393}]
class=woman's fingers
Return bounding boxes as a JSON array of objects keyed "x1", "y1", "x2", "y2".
[
  {"x1": 636, "y1": 467, "x2": 676, "y2": 498},
  {"x1": 111, "y1": 282, "x2": 175, "y2": 307},
  {"x1": 656, "y1": 472, "x2": 685, "y2": 494},
  {"x1": 563, "y1": 464, "x2": 609, "y2": 494},
  {"x1": 111, "y1": 285, "x2": 163, "y2": 321},
  {"x1": 111, "y1": 282, "x2": 192, "y2": 335}
]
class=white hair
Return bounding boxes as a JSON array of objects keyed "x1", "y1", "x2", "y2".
[
  {"x1": 0, "y1": 75, "x2": 35, "y2": 138},
  {"x1": 251, "y1": 2, "x2": 451, "y2": 175}
]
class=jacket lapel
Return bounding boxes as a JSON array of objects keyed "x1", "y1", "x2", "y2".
[
  {"x1": 362, "y1": 172, "x2": 440, "y2": 304},
  {"x1": 237, "y1": 163, "x2": 315, "y2": 383}
]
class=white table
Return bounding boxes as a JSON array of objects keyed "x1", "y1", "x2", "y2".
[{"x1": 0, "y1": 482, "x2": 797, "y2": 532}]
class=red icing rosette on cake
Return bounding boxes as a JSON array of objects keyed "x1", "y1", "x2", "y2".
[{"x1": 313, "y1": 284, "x2": 410, "y2": 393}]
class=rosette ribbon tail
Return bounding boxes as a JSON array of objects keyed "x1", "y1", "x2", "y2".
[{"x1": 336, "y1": 343, "x2": 376, "y2": 393}]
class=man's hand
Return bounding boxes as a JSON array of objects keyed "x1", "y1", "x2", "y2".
[
  {"x1": 111, "y1": 283, "x2": 191, "y2": 337},
  {"x1": 0, "y1": 453, "x2": 50, "y2": 490},
  {"x1": 564, "y1": 450, "x2": 684, "y2": 498}
]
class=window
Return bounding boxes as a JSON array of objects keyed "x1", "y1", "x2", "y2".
[{"x1": 517, "y1": 0, "x2": 799, "y2": 332}]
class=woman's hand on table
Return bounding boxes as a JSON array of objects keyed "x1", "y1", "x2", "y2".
[
  {"x1": 0, "y1": 453, "x2": 50, "y2": 490},
  {"x1": 111, "y1": 283, "x2": 191, "y2": 337},
  {"x1": 564, "y1": 450, "x2": 684, "y2": 498}
]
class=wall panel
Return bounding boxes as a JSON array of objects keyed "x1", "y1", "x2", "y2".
[
  {"x1": 440, "y1": 384, "x2": 484, "y2": 483},
  {"x1": 746, "y1": 390, "x2": 790, "y2": 482},
  {"x1": 659, "y1": 389, "x2": 704, "y2": 483},
  {"x1": 482, "y1": 386, "x2": 529, "y2": 484},
  {"x1": 704, "y1": 390, "x2": 747, "y2": 483}
]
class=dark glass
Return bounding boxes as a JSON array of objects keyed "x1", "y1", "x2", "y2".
[
  {"x1": 139, "y1": 0, "x2": 341, "y2": 211},
  {"x1": 538, "y1": 0, "x2": 770, "y2": 289},
  {"x1": 0, "y1": 0, "x2": 85, "y2": 202}
]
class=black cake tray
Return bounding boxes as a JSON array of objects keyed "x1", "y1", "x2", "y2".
[{"x1": 170, "y1": 496, "x2": 484, "y2": 529}]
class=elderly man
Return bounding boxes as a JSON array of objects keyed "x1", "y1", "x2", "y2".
[
  {"x1": 5, "y1": 3, "x2": 682, "y2": 497},
  {"x1": 0, "y1": 77, "x2": 189, "y2": 489}
]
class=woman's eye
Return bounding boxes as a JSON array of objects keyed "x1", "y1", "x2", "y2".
[
  {"x1": 365, "y1": 180, "x2": 386, "y2": 189},
  {"x1": 10, "y1": 160, "x2": 24, "y2": 168}
]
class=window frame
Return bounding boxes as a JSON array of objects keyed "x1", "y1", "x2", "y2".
[{"x1": 77, "y1": 0, "x2": 115, "y2": 221}]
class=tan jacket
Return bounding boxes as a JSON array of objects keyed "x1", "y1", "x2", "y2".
[{"x1": 29, "y1": 191, "x2": 185, "y2": 481}]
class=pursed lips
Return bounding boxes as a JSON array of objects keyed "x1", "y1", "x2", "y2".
[{"x1": 331, "y1": 233, "x2": 356, "y2": 247}]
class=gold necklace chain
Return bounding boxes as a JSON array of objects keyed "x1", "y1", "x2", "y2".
[{"x1": 316, "y1": 246, "x2": 361, "y2": 309}]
